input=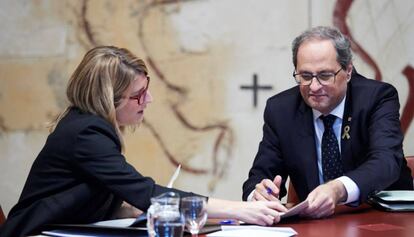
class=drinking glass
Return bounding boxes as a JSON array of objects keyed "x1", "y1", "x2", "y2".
[
  {"x1": 152, "y1": 211, "x2": 184, "y2": 237},
  {"x1": 181, "y1": 196, "x2": 208, "y2": 237},
  {"x1": 147, "y1": 192, "x2": 184, "y2": 237}
]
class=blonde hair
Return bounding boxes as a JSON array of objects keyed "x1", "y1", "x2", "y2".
[{"x1": 51, "y1": 46, "x2": 148, "y2": 150}]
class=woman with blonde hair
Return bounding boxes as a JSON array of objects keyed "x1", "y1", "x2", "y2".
[{"x1": 0, "y1": 46, "x2": 286, "y2": 237}]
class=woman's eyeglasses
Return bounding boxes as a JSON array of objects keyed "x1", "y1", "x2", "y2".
[{"x1": 129, "y1": 76, "x2": 150, "y2": 105}]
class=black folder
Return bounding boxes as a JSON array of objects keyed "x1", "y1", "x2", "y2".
[{"x1": 367, "y1": 190, "x2": 414, "y2": 212}]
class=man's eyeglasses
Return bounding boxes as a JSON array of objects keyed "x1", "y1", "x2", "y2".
[
  {"x1": 129, "y1": 76, "x2": 150, "y2": 105},
  {"x1": 293, "y1": 68, "x2": 342, "y2": 86}
]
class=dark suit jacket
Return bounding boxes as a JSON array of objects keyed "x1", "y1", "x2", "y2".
[
  {"x1": 0, "y1": 108, "x2": 197, "y2": 237},
  {"x1": 242, "y1": 72, "x2": 413, "y2": 202}
]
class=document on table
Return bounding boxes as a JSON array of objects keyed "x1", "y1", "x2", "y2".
[
  {"x1": 92, "y1": 218, "x2": 137, "y2": 227},
  {"x1": 207, "y1": 225, "x2": 297, "y2": 237},
  {"x1": 280, "y1": 200, "x2": 309, "y2": 218},
  {"x1": 94, "y1": 213, "x2": 147, "y2": 228}
]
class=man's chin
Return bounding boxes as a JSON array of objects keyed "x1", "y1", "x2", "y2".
[{"x1": 308, "y1": 101, "x2": 329, "y2": 113}]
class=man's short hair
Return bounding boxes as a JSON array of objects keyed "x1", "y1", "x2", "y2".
[{"x1": 292, "y1": 26, "x2": 352, "y2": 70}]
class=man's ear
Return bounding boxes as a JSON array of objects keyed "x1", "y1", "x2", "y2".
[{"x1": 346, "y1": 64, "x2": 353, "y2": 82}]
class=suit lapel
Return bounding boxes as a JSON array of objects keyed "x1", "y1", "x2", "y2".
[
  {"x1": 297, "y1": 101, "x2": 320, "y2": 192},
  {"x1": 341, "y1": 81, "x2": 354, "y2": 171}
]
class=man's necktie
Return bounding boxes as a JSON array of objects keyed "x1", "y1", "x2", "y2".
[{"x1": 321, "y1": 114, "x2": 343, "y2": 182}]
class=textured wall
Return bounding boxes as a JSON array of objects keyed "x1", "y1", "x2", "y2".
[{"x1": 0, "y1": 0, "x2": 413, "y2": 215}]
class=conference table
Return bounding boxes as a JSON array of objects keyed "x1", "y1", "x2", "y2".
[
  {"x1": 30, "y1": 206, "x2": 414, "y2": 237},
  {"x1": 201, "y1": 206, "x2": 414, "y2": 237}
]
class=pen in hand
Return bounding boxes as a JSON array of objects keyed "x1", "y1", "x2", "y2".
[{"x1": 266, "y1": 187, "x2": 272, "y2": 194}]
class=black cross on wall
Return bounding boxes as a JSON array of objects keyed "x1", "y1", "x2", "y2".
[{"x1": 240, "y1": 74, "x2": 273, "y2": 107}]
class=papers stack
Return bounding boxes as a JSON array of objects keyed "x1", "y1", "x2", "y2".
[
  {"x1": 280, "y1": 200, "x2": 308, "y2": 218},
  {"x1": 207, "y1": 225, "x2": 297, "y2": 237}
]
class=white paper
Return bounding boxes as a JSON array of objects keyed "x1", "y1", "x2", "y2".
[
  {"x1": 41, "y1": 230, "x2": 96, "y2": 237},
  {"x1": 92, "y1": 218, "x2": 136, "y2": 227},
  {"x1": 280, "y1": 200, "x2": 308, "y2": 218},
  {"x1": 39, "y1": 218, "x2": 147, "y2": 237},
  {"x1": 207, "y1": 225, "x2": 296, "y2": 237},
  {"x1": 375, "y1": 190, "x2": 414, "y2": 202},
  {"x1": 41, "y1": 229, "x2": 142, "y2": 237}
]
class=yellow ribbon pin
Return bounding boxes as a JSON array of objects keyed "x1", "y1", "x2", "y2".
[{"x1": 342, "y1": 125, "x2": 351, "y2": 140}]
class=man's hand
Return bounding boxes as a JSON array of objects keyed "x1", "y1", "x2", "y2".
[
  {"x1": 301, "y1": 179, "x2": 347, "y2": 219},
  {"x1": 253, "y1": 175, "x2": 282, "y2": 201}
]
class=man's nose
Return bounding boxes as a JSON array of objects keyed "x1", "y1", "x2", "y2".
[{"x1": 309, "y1": 77, "x2": 323, "y2": 91}]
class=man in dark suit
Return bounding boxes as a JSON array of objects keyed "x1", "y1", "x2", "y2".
[{"x1": 242, "y1": 26, "x2": 413, "y2": 218}]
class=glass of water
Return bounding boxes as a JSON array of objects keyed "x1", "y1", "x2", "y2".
[
  {"x1": 181, "y1": 196, "x2": 208, "y2": 237},
  {"x1": 153, "y1": 210, "x2": 184, "y2": 237},
  {"x1": 147, "y1": 192, "x2": 184, "y2": 237}
]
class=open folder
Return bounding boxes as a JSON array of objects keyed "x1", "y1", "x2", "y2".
[
  {"x1": 42, "y1": 214, "x2": 221, "y2": 237},
  {"x1": 41, "y1": 214, "x2": 147, "y2": 236}
]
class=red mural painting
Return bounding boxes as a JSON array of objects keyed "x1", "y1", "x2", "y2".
[
  {"x1": 333, "y1": 0, "x2": 414, "y2": 135},
  {"x1": 401, "y1": 66, "x2": 414, "y2": 135},
  {"x1": 333, "y1": 0, "x2": 382, "y2": 81}
]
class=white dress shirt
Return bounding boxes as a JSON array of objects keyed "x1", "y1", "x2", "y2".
[{"x1": 312, "y1": 96, "x2": 359, "y2": 204}]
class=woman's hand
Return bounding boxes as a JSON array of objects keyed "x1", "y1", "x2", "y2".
[
  {"x1": 235, "y1": 200, "x2": 288, "y2": 225},
  {"x1": 206, "y1": 198, "x2": 288, "y2": 226},
  {"x1": 114, "y1": 201, "x2": 143, "y2": 219}
]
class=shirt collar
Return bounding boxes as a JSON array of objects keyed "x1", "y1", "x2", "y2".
[{"x1": 312, "y1": 96, "x2": 346, "y2": 121}]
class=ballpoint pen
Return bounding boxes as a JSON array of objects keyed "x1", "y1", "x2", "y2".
[
  {"x1": 266, "y1": 187, "x2": 272, "y2": 194},
  {"x1": 219, "y1": 219, "x2": 238, "y2": 225}
]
